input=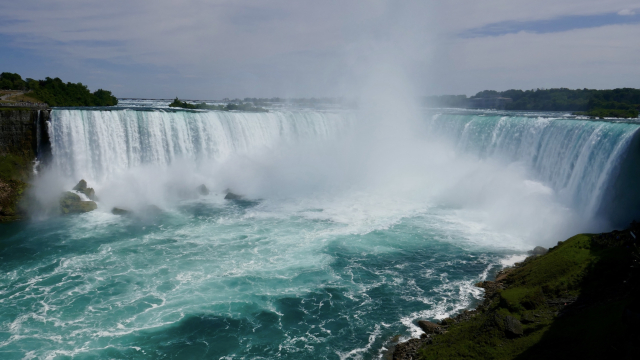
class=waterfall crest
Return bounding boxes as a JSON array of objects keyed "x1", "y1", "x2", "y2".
[
  {"x1": 49, "y1": 109, "x2": 351, "y2": 182},
  {"x1": 48, "y1": 109, "x2": 640, "y2": 225},
  {"x1": 426, "y1": 113, "x2": 640, "y2": 222}
]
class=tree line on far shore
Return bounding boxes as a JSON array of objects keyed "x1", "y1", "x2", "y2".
[
  {"x1": 168, "y1": 98, "x2": 268, "y2": 112},
  {"x1": 0, "y1": 72, "x2": 118, "y2": 107},
  {"x1": 425, "y1": 88, "x2": 640, "y2": 118}
]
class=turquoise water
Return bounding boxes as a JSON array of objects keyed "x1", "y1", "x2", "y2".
[
  {"x1": 0, "y1": 196, "x2": 515, "y2": 359},
  {"x1": 1, "y1": 106, "x2": 638, "y2": 358}
]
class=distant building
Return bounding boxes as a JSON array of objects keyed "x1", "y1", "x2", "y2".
[{"x1": 467, "y1": 97, "x2": 513, "y2": 109}]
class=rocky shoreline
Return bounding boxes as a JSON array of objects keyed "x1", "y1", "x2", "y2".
[{"x1": 391, "y1": 224, "x2": 640, "y2": 359}]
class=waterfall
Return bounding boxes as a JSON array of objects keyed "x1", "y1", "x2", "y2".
[
  {"x1": 425, "y1": 112, "x2": 640, "y2": 223},
  {"x1": 47, "y1": 108, "x2": 640, "y2": 226},
  {"x1": 49, "y1": 109, "x2": 352, "y2": 182}
]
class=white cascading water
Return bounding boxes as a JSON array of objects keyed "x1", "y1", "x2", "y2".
[
  {"x1": 423, "y1": 113, "x2": 639, "y2": 220},
  {"x1": 49, "y1": 109, "x2": 353, "y2": 183},
  {"x1": 45, "y1": 108, "x2": 640, "y2": 238}
]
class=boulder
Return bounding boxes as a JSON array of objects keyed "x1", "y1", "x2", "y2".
[
  {"x1": 197, "y1": 184, "x2": 210, "y2": 196},
  {"x1": 111, "y1": 207, "x2": 131, "y2": 215},
  {"x1": 417, "y1": 320, "x2": 441, "y2": 334},
  {"x1": 503, "y1": 316, "x2": 523, "y2": 337},
  {"x1": 392, "y1": 337, "x2": 432, "y2": 360},
  {"x1": 224, "y1": 191, "x2": 243, "y2": 200},
  {"x1": 72, "y1": 179, "x2": 98, "y2": 201},
  {"x1": 72, "y1": 179, "x2": 87, "y2": 191},
  {"x1": 60, "y1": 191, "x2": 97, "y2": 214}
]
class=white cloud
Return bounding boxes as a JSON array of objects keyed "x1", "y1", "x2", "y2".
[
  {"x1": 1, "y1": 1, "x2": 639, "y2": 97},
  {"x1": 427, "y1": 24, "x2": 640, "y2": 96},
  {"x1": 618, "y1": 9, "x2": 636, "y2": 16}
]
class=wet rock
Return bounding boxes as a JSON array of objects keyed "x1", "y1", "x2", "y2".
[
  {"x1": 392, "y1": 338, "x2": 432, "y2": 360},
  {"x1": 111, "y1": 207, "x2": 131, "y2": 215},
  {"x1": 72, "y1": 179, "x2": 87, "y2": 191},
  {"x1": 503, "y1": 316, "x2": 523, "y2": 337},
  {"x1": 197, "y1": 184, "x2": 209, "y2": 195},
  {"x1": 72, "y1": 179, "x2": 98, "y2": 201},
  {"x1": 224, "y1": 190, "x2": 243, "y2": 200},
  {"x1": 60, "y1": 191, "x2": 97, "y2": 214},
  {"x1": 417, "y1": 320, "x2": 441, "y2": 334}
]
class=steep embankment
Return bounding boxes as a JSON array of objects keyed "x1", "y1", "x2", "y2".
[
  {"x1": 394, "y1": 226, "x2": 640, "y2": 359},
  {"x1": 0, "y1": 107, "x2": 50, "y2": 221}
]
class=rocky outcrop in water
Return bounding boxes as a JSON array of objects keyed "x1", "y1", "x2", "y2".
[
  {"x1": 197, "y1": 184, "x2": 209, "y2": 195},
  {"x1": 60, "y1": 191, "x2": 97, "y2": 214},
  {"x1": 417, "y1": 320, "x2": 442, "y2": 334},
  {"x1": 72, "y1": 179, "x2": 98, "y2": 201},
  {"x1": 224, "y1": 190, "x2": 243, "y2": 200}
]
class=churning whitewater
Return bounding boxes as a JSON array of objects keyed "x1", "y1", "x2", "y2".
[{"x1": 0, "y1": 105, "x2": 638, "y2": 359}]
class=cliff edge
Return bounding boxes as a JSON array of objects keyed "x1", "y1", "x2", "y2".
[{"x1": 0, "y1": 107, "x2": 50, "y2": 221}]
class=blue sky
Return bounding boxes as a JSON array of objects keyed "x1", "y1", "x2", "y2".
[{"x1": 0, "y1": 1, "x2": 639, "y2": 99}]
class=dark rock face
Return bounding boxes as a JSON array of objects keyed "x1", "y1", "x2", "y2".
[
  {"x1": 60, "y1": 191, "x2": 97, "y2": 214},
  {"x1": 197, "y1": 184, "x2": 209, "y2": 195},
  {"x1": 224, "y1": 191, "x2": 243, "y2": 200},
  {"x1": 72, "y1": 180, "x2": 87, "y2": 191},
  {"x1": 392, "y1": 338, "x2": 432, "y2": 360},
  {"x1": 72, "y1": 179, "x2": 98, "y2": 201},
  {"x1": 0, "y1": 108, "x2": 51, "y2": 221},
  {"x1": 503, "y1": 315, "x2": 523, "y2": 337},
  {"x1": 0, "y1": 176, "x2": 26, "y2": 220},
  {"x1": 417, "y1": 320, "x2": 441, "y2": 334}
]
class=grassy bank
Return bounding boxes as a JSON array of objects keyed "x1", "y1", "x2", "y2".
[{"x1": 394, "y1": 227, "x2": 640, "y2": 359}]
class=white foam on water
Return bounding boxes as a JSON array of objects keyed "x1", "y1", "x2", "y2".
[
  {"x1": 4, "y1": 106, "x2": 637, "y2": 358},
  {"x1": 500, "y1": 254, "x2": 529, "y2": 267}
]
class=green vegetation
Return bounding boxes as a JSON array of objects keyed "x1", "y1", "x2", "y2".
[
  {"x1": 169, "y1": 98, "x2": 268, "y2": 112},
  {"x1": 0, "y1": 154, "x2": 30, "y2": 220},
  {"x1": 415, "y1": 232, "x2": 640, "y2": 359},
  {"x1": 0, "y1": 72, "x2": 27, "y2": 91},
  {"x1": 1, "y1": 72, "x2": 118, "y2": 106},
  {"x1": 574, "y1": 109, "x2": 638, "y2": 119},
  {"x1": 425, "y1": 88, "x2": 640, "y2": 118}
]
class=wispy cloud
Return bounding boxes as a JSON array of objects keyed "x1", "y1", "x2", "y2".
[{"x1": 461, "y1": 11, "x2": 640, "y2": 38}]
